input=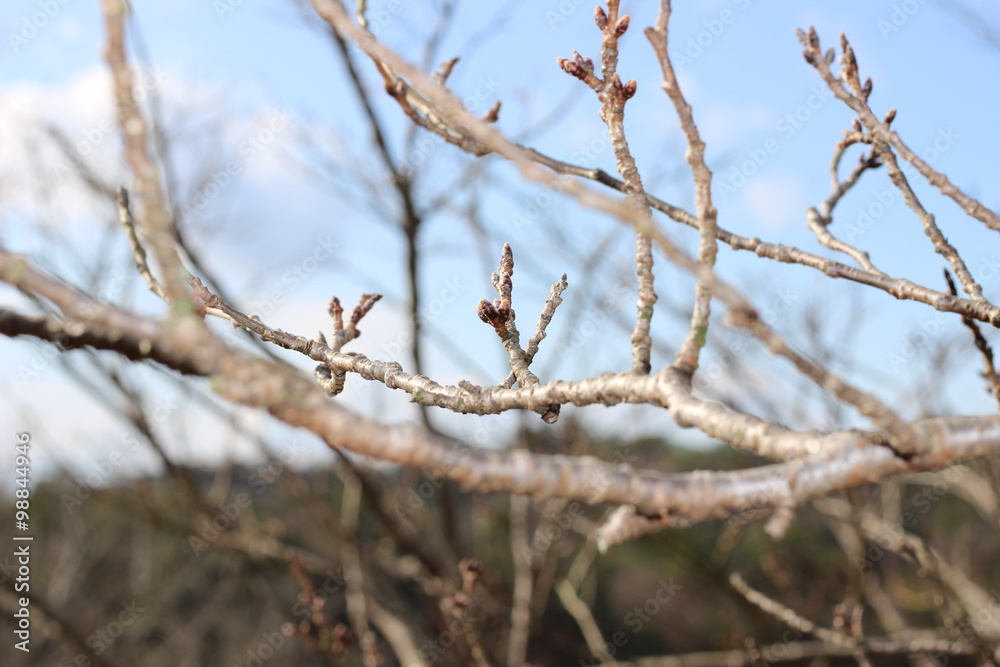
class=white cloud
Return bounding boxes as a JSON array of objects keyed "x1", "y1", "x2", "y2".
[
  {"x1": 0, "y1": 66, "x2": 147, "y2": 221},
  {"x1": 0, "y1": 62, "x2": 309, "y2": 231}
]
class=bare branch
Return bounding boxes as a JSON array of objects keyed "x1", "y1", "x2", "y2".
[
  {"x1": 798, "y1": 27, "x2": 1000, "y2": 234},
  {"x1": 806, "y1": 139, "x2": 884, "y2": 273},
  {"x1": 478, "y1": 243, "x2": 560, "y2": 422},
  {"x1": 945, "y1": 270, "x2": 1000, "y2": 407},
  {"x1": 6, "y1": 241, "x2": 1000, "y2": 530},
  {"x1": 101, "y1": 0, "x2": 191, "y2": 308},
  {"x1": 501, "y1": 273, "x2": 568, "y2": 388},
  {"x1": 730, "y1": 572, "x2": 859, "y2": 649},
  {"x1": 646, "y1": 0, "x2": 719, "y2": 376},
  {"x1": 116, "y1": 186, "x2": 167, "y2": 300}
]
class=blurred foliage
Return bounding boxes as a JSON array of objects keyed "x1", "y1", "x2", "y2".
[{"x1": 1, "y1": 424, "x2": 997, "y2": 666}]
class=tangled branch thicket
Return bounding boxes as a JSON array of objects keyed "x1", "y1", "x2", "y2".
[{"x1": 3, "y1": 1, "x2": 1000, "y2": 665}]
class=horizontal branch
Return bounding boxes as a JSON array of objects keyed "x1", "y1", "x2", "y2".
[
  {"x1": 6, "y1": 247, "x2": 1000, "y2": 529},
  {"x1": 0, "y1": 308, "x2": 201, "y2": 376},
  {"x1": 617, "y1": 634, "x2": 973, "y2": 667},
  {"x1": 532, "y1": 147, "x2": 1000, "y2": 326}
]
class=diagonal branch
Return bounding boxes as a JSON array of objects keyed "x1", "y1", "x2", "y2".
[
  {"x1": 944, "y1": 270, "x2": 1000, "y2": 408},
  {"x1": 797, "y1": 27, "x2": 1000, "y2": 235},
  {"x1": 501, "y1": 273, "x2": 568, "y2": 389}
]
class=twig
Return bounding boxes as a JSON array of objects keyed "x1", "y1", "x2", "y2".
[
  {"x1": 478, "y1": 243, "x2": 560, "y2": 422},
  {"x1": 556, "y1": 578, "x2": 613, "y2": 664},
  {"x1": 645, "y1": 0, "x2": 719, "y2": 377},
  {"x1": 730, "y1": 572, "x2": 858, "y2": 648},
  {"x1": 817, "y1": 497, "x2": 1000, "y2": 664},
  {"x1": 327, "y1": 0, "x2": 1000, "y2": 342},
  {"x1": 605, "y1": 634, "x2": 974, "y2": 667},
  {"x1": 944, "y1": 269, "x2": 1000, "y2": 408},
  {"x1": 10, "y1": 234, "x2": 1000, "y2": 529},
  {"x1": 529, "y1": 142, "x2": 1000, "y2": 326},
  {"x1": 306, "y1": 0, "x2": 929, "y2": 454},
  {"x1": 9, "y1": 284, "x2": 1000, "y2": 529},
  {"x1": 312, "y1": 1, "x2": 1000, "y2": 335},
  {"x1": 724, "y1": 306, "x2": 920, "y2": 456},
  {"x1": 314, "y1": 294, "x2": 382, "y2": 396},
  {"x1": 141, "y1": 276, "x2": 957, "y2": 466},
  {"x1": 830, "y1": 34, "x2": 999, "y2": 232},
  {"x1": 507, "y1": 495, "x2": 532, "y2": 667},
  {"x1": 798, "y1": 28, "x2": 995, "y2": 293},
  {"x1": 595, "y1": 505, "x2": 670, "y2": 552},
  {"x1": 365, "y1": 596, "x2": 429, "y2": 667},
  {"x1": 501, "y1": 273, "x2": 568, "y2": 388},
  {"x1": 116, "y1": 186, "x2": 167, "y2": 300},
  {"x1": 456, "y1": 559, "x2": 492, "y2": 667},
  {"x1": 340, "y1": 474, "x2": 381, "y2": 667},
  {"x1": 559, "y1": 2, "x2": 657, "y2": 374},
  {"x1": 0, "y1": 308, "x2": 200, "y2": 375},
  {"x1": 478, "y1": 244, "x2": 530, "y2": 378},
  {"x1": 806, "y1": 136, "x2": 884, "y2": 273},
  {"x1": 102, "y1": 0, "x2": 191, "y2": 309}
]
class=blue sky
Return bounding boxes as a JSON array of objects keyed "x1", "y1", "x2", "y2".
[{"x1": 2, "y1": 0, "x2": 1000, "y2": 481}]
